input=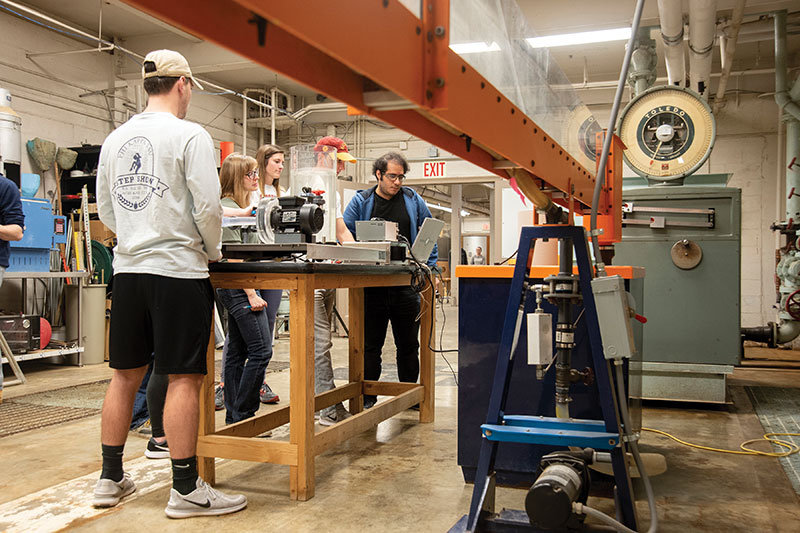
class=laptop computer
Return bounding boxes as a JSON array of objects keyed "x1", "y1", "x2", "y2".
[{"x1": 411, "y1": 217, "x2": 445, "y2": 262}]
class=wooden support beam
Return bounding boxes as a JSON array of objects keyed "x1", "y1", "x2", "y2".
[
  {"x1": 216, "y1": 406, "x2": 290, "y2": 437},
  {"x1": 313, "y1": 387, "x2": 424, "y2": 455},
  {"x1": 289, "y1": 276, "x2": 315, "y2": 500},
  {"x1": 198, "y1": 435, "x2": 298, "y2": 465},
  {"x1": 362, "y1": 380, "x2": 421, "y2": 396},
  {"x1": 349, "y1": 287, "x2": 365, "y2": 415}
]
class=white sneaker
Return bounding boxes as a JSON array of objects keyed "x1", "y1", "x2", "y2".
[
  {"x1": 92, "y1": 473, "x2": 136, "y2": 507},
  {"x1": 318, "y1": 404, "x2": 352, "y2": 427},
  {"x1": 165, "y1": 477, "x2": 247, "y2": 519}
]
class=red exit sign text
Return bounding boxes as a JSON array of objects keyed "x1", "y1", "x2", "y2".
[{"x1": 423, "y1": 161, "x2": 446, "y2": 177}]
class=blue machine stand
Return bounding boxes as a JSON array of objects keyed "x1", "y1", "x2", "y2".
[{"x1": 451, "y1": 225, "x2": 639, "y2": 532}]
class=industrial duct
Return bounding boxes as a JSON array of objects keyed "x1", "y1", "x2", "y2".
[
  {"x1": 688, "y1": 0, "x2": 717, "y2": 96},
  {"x1": 657, "y1": 0, "x2": 685, "y2": 86}
]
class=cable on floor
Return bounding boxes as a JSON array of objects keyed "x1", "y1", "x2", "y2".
[{"x1": 643, "y1": 427, "x2": 800, "y2": 457}]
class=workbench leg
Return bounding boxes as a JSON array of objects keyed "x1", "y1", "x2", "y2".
[
  {"x1": 198, "y1": 313, "x2": 216, "y2": 485},
  {"x1": 419, "y1": 284, "x2": 435, "y2": 423},
  {"x1": 348, "y1": 287, "x2": 364, "y2": 415},
  {"x1": 289, "y1": 278, "x2": 315, "y2": 500}
]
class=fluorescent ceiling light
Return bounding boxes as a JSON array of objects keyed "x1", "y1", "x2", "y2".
[
  {"x1": 428, "y1": 203, "x2": 470, "y2": 217},
  {"x1": 526, "y1": 27, "x2": 631, "y2": 49},
  {"x1": 449, "y1": 41, "x2": 501, "y2": 54}
]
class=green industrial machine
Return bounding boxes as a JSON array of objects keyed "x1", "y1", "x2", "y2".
[
  {"x1": 614, "y1": 182, "x2": 741, "y2": 402},
  {"x1": 614, "y1": 86, "x2": 741, "y2": 403}
]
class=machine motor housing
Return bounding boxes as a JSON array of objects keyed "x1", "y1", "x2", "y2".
[
  {"x1": 271, "y1": 193, "x2": 325, "y2": 244},
  {"x1": 525, "y1": 451, "x2": 592, "y2": 530}
]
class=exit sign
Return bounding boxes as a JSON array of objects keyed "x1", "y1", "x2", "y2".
[{"x1": 423, "y1": 161, "x2": 446, "y2": 177}]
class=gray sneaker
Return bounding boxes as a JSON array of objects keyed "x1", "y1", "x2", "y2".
[
  {"x1": 214, "y1": 384, "x2": 224, "y2": 411},
  {"x1": 318, "y1": 404, "x2": 352, "y2": 427},
  {"x1": 165, "y1": 477, "x2": 247, "y2": 519},
  {"x1": 92, "y1": 473, "x2": 136, "y2": 507}
]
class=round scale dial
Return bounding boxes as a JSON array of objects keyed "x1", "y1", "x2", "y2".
[{"x1": 618, "y1": 86, "x2": 715, "y2": 181}]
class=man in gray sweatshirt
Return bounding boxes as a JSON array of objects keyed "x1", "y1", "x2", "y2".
[{"x1": 93, "y1": 50, "x2": 246, "y2": 518}]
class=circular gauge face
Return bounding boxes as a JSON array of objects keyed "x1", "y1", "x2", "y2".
[
  {"x1": 566, "y1": 105, "x2": 601, "y2": 173},
  {"x1": 618, "y1": 86, "x2": 715, "y2": 180}
]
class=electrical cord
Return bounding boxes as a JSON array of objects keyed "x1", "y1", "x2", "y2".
[
  {"x1": 397, "y1": 234, "x2": 459, "y2": 385},
  {"x1": 589, "y1": 0, "x2": 646, "y2": 275},
  {"x1": 496, "y1": 249, "x2": 517, "y2": 265},
  {"x1": 642, "y1": 427, "x2": 800, "y2": 457},
  {"x1": 614, "y1": 362, "x2": 658, "y2": 533}
]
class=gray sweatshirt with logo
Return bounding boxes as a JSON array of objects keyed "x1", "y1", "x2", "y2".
[{"x1": 96, "y1": 112, "x2": 223, "y2": 278}]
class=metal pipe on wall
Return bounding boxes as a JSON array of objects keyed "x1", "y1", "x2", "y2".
[
  {"x1": 689, "y1": 0, "x2": 717, "y2": 96},
  {"x1": 270, "y1": 86, "x2": 277, "y2": 145},
  {"x1": 774, "y1": 11, "x2": 800, "y2": 122},
  {"x1": 657, "y1": 0, "x2": 686, "y2": 86},
  {"x1": 450, "y1": 184, "x2": 462, "y2": 304},
  {"x1": 787, "y1": 119, "x2": 800, "y2": 223},
  {"x1": 712, "y1": 0, "x2": 746, "y2": 113}
]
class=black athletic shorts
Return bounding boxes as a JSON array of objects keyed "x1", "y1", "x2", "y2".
[{"x1": 109, "y1": 273, "x2": 213, "y2": 374}]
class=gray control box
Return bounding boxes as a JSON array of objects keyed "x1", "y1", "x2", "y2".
[
  {"x1": 591, "y1": 275, "x2": 636, "y2": 360},
  {"x1": 527, "y1": 312, "x2": 553, "y2": 365},
  {"x1": 356, "y1": 220, "x2": 398, "y2": 242}
]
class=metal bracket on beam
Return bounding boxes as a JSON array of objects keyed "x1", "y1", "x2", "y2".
[
  {"x1": 248, "y1": 13, "x2": 267, "y2": 46},
  {"x1": 363, "y1": 91, "x2": 416, "y2": 112},
  {"x1": 492, "y1": 160, "x2": 522, "y2": 170},
  {"x1": 422, "y1": 0, "x2": 448, "y2": 109}
]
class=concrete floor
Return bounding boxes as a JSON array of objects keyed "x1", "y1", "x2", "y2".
[{"x1": 1, "y1": 302, "x2": 799, "y2": 532}]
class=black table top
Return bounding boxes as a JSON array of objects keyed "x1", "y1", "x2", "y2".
[{"x1": 209, "y1": 260, "x2": 416, "y2": 276}]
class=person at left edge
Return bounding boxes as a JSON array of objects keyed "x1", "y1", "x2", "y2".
[{"x1": 0, "y1": 172, "x2": 24, "y2": 403}]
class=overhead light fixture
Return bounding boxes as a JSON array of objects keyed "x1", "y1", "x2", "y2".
[
  {"x1": 449, "y1": 41, "x2": 501, "y2": 54},
  {"x1": 428, "y1": 203, "x2": 470, "y2": 217},
  {"x1": 526, "y1": 27, "x2": 631, "y2": 49}
]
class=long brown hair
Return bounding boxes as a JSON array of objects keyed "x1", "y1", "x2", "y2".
[
  {"x1": 219, "y1": 152, "x2": 257, "y2": 208},
  {"x1": 256, "y1": 144, "x2": 285, "y2": 195}
]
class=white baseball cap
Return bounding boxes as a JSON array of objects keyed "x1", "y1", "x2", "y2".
[{"x1": 142, "y1": 49, "x2": 204, "y2": 90}]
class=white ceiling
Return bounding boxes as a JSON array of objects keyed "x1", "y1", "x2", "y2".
[
  {"x1": 3, "y1": 0, "x2": 799, "y2": 105},
  {"x1": 518, "y1": 0, "x2": 800, "y2": 86}
]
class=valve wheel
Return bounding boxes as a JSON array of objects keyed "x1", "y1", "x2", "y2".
[{"x1": 786, "y1": 290, "x2": 800, "y2": 320}]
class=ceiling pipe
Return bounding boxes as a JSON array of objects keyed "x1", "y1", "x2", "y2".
[
  {"x1": 0, "y1": 0, "x2": 282, "y2": 117},
  {"x1": 713, "y1": 0, "x2": 747, "y2": 113},
  {"x1": 774, "y1": 10, "x2": 800, "y2": 122},
  {"x1": 689, "y1": 0, "x2": 717, "y2": 97},
  {"x1": 657, "y1": 0, "x2": 685, "y2": 86}
]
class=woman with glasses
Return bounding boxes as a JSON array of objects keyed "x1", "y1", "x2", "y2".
[
  {"x1": 216, "y1": 152, "x2": 273, "y2": 424},
  {"x1": 250, "y1": 144, "x2": 286, "y2": 405}
]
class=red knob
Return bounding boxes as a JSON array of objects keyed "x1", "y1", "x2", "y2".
[{"x1": 634, "y1": 314, "x2": 647, "y2": 324}]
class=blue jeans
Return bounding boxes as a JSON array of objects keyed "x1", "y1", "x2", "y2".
[
  {"x1": 219, "y1": 289, "x2": 281, "y2": 384},
  {"x1": 217, "y1": 289, "x2": 273, "y2": 424},
  {"x1": 130, "y1": 362, "x2": 152, "y2": 429}
]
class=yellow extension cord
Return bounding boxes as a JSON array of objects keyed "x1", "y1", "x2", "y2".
[{"x1": 642, "y1": 427, "x2": 800, "y2": 457}]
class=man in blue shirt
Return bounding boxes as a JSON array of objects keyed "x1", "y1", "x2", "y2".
[
  {"x1": 343, "y1": 152, "x2": 438, "y2": 408},
  {"x1": 0, "y1": 172, "x2": 24, "y2": 402}
]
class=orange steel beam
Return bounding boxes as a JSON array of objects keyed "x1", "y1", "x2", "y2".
[
  {"x1": 122, "y1": 0, "x2": 604, "y2": 210},
  {"x1": 583, "y1": 132, "x2": 624, "y2": 243}
]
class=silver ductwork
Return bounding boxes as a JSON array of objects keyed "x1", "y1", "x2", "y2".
[
  {"x1": 657, "y1": 0, "x2": 685, "y2": 86},
  {"x1": 688, "y1": 0, "x2": 717, "y2": 96}
]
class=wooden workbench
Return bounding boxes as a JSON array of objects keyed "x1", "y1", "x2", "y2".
[{"x1": 200, "y1": 262, "x2": 435, "y2": 500}]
